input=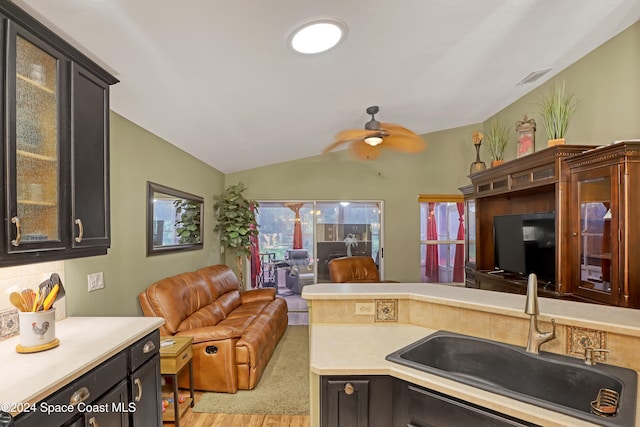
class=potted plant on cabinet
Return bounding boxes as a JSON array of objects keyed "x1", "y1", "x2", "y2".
[
  {"x1": 213, "y1": 182, "x2": 259, "y2": 289},
  {"x1": 539, "y1": 82, "x2": 577, "y2": 146},
  {"x1": 484, "y1": 119, "x2": 512, "y2": 167}
]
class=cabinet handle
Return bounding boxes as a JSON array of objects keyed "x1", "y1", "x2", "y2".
[
  {"x1": 344, "y1": 383, "x2": 354, "y2": 395},
  {"x1": 75, "y1": 218, "x2": 84, "y2": 243},
  {"x1": 143, "y1": 341, "x2": 156, "y2": 353},
  {"x1": 88, "y1": 416, "x2": 98, "y2": 426},
  {"x1": 69, "y1": 386, "x2": 91, "y2": 405},
  {"x1": 134, "y1": 377, "x2": 143, "y2": 402},
  {"x1": 10, "y1": 217, "x2": 21, "y2": 246}
]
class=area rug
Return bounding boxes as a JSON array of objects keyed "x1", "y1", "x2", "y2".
[{"x1": 192, "y1": 325, "x2": 310, "y2": 415}]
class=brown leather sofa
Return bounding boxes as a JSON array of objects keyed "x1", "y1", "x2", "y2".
[
  {"x1": 138, "y1": 264, "x2": 288, "y2": 393},
  {"x1": 328, "y1": 256, "x2": 382, "y2": 282}
]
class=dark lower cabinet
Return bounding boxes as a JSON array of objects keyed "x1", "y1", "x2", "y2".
[
  {"x1": 83, "y1": 380, "x2": 129, "y2": 427},
  {"x1": 320, "y1": 376, "x2": 394, "y2": 427},
  {"x1": 320, "y1": 376, "x2": 540, "y2": 427},
  {"x1": 128, "y1": 331, "x2": 162, "y2": 427},
  {"x1": 13, "y1": 331, "x2": 161, "y2": 427}
]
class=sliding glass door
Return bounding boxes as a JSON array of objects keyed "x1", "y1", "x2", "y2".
[
  {"x1": 252, "y1": 200, "x2": 383, "y2": 291},
  {"x1": 315, "y1": 201, "x2": 382, "y2": 282}
]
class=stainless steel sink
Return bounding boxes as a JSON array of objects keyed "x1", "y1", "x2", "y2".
[{"x1": 386, "y1": 330, "x2": 637, "y2": 427}]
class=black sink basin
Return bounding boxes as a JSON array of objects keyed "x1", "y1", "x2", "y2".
[{"x1": 386, "y1": 331, "x2": 637, "y2": 427}]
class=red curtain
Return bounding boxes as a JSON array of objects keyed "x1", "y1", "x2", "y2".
[
  {"x1": 425, "y1": 202, "x2": 440, "y2": 282},
  {"x1": 453, "y1": 202, "x2": 465, "y2": 282},
  {"x1": 286, "y1": 203, "x2": 304, "y2": 249},
  {"x1": 249, "y1": 204, "x2": 261, "y2": 289}
]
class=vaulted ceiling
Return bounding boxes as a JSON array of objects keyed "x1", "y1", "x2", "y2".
[{"x1": 14, "y1": 0, "x2": 640, "y2": 172}]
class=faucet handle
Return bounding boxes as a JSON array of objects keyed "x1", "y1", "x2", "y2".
[
  {"x1": 584, "y1": 347, "x2": 610, "y2": 366},
  {"x1": 548, "y1": 318, "x2": 556, "y2": 338}
]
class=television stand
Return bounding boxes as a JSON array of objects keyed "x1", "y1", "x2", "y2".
[{"x1": 472, "y1": 270, "x2": 564, "y2": 299}]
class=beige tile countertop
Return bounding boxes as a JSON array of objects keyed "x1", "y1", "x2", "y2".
[
  {"x1": 0, "y1": 316, "x2": 164, "y2": 416},
  {"x1": 304, "y1": 284, "x2": 640, "y2": 427}
]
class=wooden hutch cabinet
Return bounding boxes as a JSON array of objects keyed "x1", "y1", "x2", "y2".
[
  {"x1": 463, "y1": 142, "x2": 640, "y2": 308},
  {"x1": 0, "y1": 1, "x2": 118, "y2": 266},
  {"x1": 565, "y1": 141, "x2": 640, "y2": 308}
]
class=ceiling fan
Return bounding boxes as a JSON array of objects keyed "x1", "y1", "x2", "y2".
[{"x1": 322, "y1": 106, "x2": 426, "y2": 160}]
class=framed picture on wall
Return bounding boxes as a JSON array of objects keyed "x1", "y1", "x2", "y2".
[{"x1": 516, "y1": 115, "x2": 536, "y2": 158}]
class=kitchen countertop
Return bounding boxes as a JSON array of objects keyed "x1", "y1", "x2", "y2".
[
  {"x1": 304, "y1": 284, "x2": 640, "y2": 427},
  {"x1": 0, "y1": 316, "x2": 164, "y2": 416}
]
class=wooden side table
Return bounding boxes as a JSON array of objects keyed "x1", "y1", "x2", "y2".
[{"x1": 159, "y1": 336, "x2": 194, "y2": 427}]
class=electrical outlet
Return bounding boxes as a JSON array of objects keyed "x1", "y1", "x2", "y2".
[
  {"x1": 355, "y1": 303, "x2": 374, "y2": 315},
  {"x1": 88, "y1": 272, "x2": 105, "y2": 292}
]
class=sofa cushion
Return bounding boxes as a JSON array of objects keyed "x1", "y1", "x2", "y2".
[
  {"x1": 197, "y1": 265, "x2": 242, "y2": 298},
  {"x1": 142, "y1": 272, "x2": 213, "y2": 334}
]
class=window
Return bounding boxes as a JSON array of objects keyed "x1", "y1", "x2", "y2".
[{"x1": 419, "y1": 195, "x2": 465, "y2": 283}]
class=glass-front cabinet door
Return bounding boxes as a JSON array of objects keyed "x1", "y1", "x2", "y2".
[
  {"x1": 574, "y1": 168, "x2": 618, "y2": 305},
  {"x1": 6, "y1": 23, "x2": 68, "y2": 253}
]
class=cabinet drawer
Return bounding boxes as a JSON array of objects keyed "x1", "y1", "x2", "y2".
[
  {"x1": 129, "y1": 330, "x2": 160, "y2": 372},
  {"x1": 14, "y1": 351, "x2": 127, "y2": 427}
]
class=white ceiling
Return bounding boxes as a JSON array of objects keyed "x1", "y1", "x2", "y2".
[{"x1": 13, "y1": 0, "x2": 640, "y2": 173}]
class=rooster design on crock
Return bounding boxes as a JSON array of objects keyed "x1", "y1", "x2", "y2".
[{"x1": 32, "y1": 321, "x2": 50, "y2": 339}]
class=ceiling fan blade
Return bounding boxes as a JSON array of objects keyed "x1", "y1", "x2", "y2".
[
  {"x1": 381, "y1": 133, "x2": 427, "y2": 153},
  {"x1": 322, "y1": 129, "x2": 380, "y2": 154},
  {"x1": 350, "y1": 139, "x2": 381, "y2": 160},
  {"x1": 380, "y1": 122, "x2": 419, "y2": 137}
]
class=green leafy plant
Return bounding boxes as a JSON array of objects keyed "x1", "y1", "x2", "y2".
[
  {"x1": 484, "y1": 119, "x2": 512, "y2": 161},
  {"x1": 213, "y1": 182, "x2": 259, "y2": 288},
  {"x1": 174, "y1": 199, "x2": 201, "y2": 244},
  {"x1": 539, "y1": 82, "x2": 577, "y2": 140}
]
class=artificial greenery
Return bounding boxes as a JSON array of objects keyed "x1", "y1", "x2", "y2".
[
  {"x1": 174, "y1": 199, "x2": 201, "y2": 244},
  {"x1": 484, "y1": 119, "x2": 512, "y2": 161},
  {"x1": 213, "y1": 182, "x2": 259, "y2": 287},
  {"x1": 539, "y1": 82, "x2": 577, "y2": 140}
]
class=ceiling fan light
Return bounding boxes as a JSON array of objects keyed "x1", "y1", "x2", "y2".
[
  {"x1": 289, "y1": 19, "x2": 346, "y2": 54},
  {"x1": 364, "y1": 136, "x2": 383, "y2": 146}
]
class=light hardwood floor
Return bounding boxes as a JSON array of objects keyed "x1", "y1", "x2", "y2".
[
  {"x1": 163, "y1": 391, "x2": 310, "y2": 427},
  {"x1": 164, "y1": 300, "x2": 311, "y2": 426}
]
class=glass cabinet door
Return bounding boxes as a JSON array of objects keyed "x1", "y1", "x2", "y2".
[
  {"x1": 576, "y1": 173, "x2": 617, "y2": 303},
  {"x1": 7, "y1": 25, "x2": 67, "y2": 253}
]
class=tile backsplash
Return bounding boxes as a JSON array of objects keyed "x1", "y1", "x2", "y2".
[{"x1": 0, "y1": 261, "x2": 66, "y2": 332}]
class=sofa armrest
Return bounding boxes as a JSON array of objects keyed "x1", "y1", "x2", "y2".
[
  {"x1": 175, "y1": 325, "x2": 243, "y2": 344},
  {"x1": 240, "y1": 288, "x2": 276, "y2": 303}
]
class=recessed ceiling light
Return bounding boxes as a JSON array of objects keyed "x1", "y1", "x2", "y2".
[{"x1": 288, "y1": 19, "x2": 347, "y2": 54}]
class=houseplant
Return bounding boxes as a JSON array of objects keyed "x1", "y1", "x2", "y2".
[
  {"x1": 484, "y1": 119, "x2": 512, "y2": 166},
  {"x1": 213, "y1": 182, "x2": 259, "y2": 289},
  {"x1": 174, "y1": 198, "x2": 201, "y2": 244},
  {"x1": 539, "y1": 82, "x2": 577, "y2": 146}
]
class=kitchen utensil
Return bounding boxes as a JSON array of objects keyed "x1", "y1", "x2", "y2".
[
  {"x1": 43, "y1": 284, "x2": 59, "y2": 310},
  {"x1": 21, "y1": 288, "x2": 35, "y2": 310},
  {"x1": 9, "y1": 292, "x2": 26, "y2": 312},
  {"x1": 32, "y1": 287, "x2": 41, "y2": 312}
]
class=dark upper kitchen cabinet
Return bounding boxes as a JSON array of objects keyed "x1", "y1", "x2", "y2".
[{"x1": 0, "y1": 1, "x2": 118, "y2": 266}]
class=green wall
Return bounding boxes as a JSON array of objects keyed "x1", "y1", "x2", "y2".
[
  {"x1": 229, "y1": 21, "x2": 640, "y2": 283},
  {"x1": 64, "y1": 112, "x2": 224, "y2": 316},
  {"x1": 485, "y1": 21, "x2": 640, "y2": 155}
]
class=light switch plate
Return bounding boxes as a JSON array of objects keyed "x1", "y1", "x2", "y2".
[{"x1": 88, "y1": 272, "x2": 105, "y2": 292}]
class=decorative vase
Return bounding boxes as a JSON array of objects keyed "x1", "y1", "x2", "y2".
[
  {"x1": 491, "y1": 160, "x2": 504, "y2": 167},
  {"x1": 470, "y1": 144, "x2": 486, "y2": 174},
  {"x1": 547, "y1": 138, "x2": 565, "y2": 147}
]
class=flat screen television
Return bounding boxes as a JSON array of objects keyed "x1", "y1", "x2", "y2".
[{"x1": 493, "y1": 212, "x2": 556, "y2": 283}]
